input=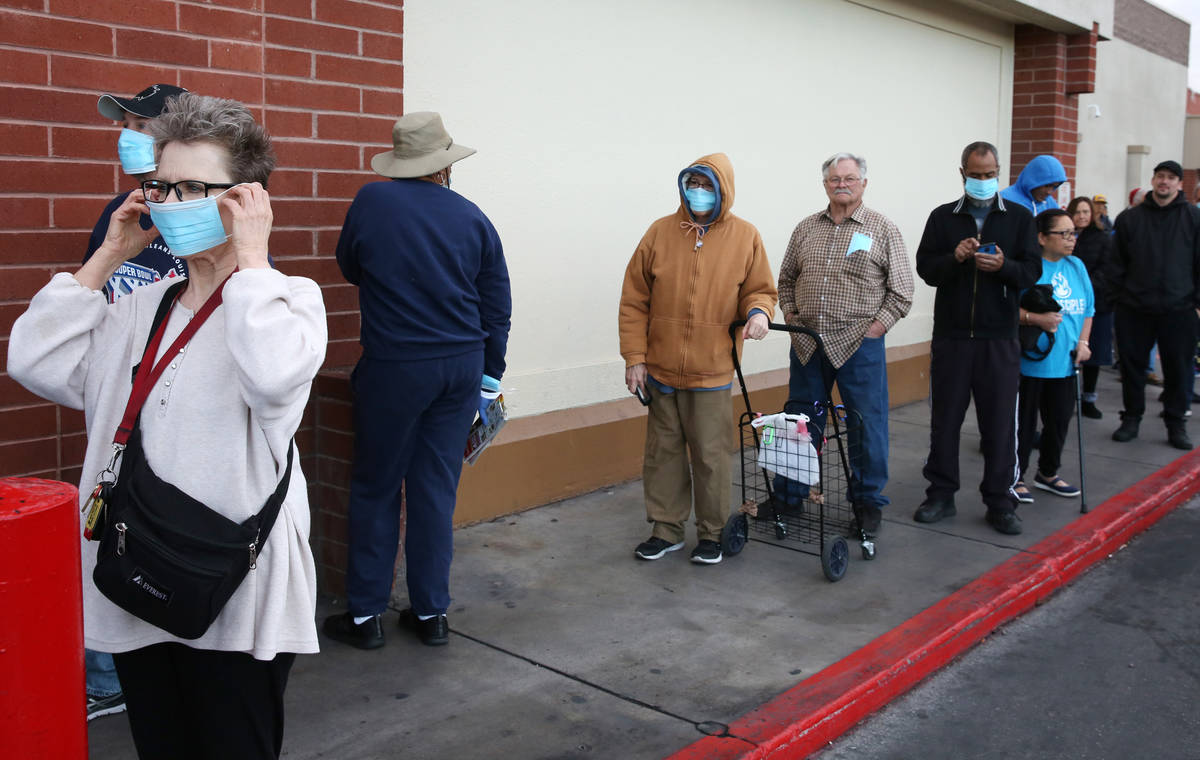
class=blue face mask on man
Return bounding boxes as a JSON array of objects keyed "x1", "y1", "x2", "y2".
[
  {"x1": 146, "y1": 188, "x2": 235, "y2": 257},
  {"x1": 685, "y1": 187, "x2": 716, "y2": 213},
  {"x1": 964, "y1": 176, "x2": 999, "y2": 201},
  {"x1": 117, "y1": 128, "x2": 156, "y2": 175}
]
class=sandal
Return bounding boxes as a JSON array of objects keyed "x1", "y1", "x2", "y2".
[
  {"x1": 1033, "y1": 472, "x2": 1080, "y2": 497},
  {"x1": 1014, "y1": 481, "x2": 1034, "y2": 503}
]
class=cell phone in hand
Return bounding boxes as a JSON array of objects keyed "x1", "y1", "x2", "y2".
[
  {"x1": 977, "y1": 243, "x2": 997, "y2": 255},
  {"x1": 634, "y1": 386, "x2": 651, "y2": 406}
]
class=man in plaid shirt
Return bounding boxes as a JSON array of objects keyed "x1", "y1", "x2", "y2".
[{"x1": 776, "y1": 152, "x2": 914, "y2": 545}]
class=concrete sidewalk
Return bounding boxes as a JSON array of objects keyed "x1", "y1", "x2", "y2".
[{"x1": 88, "y1": 369, "x2": 1198, "y2": 759}]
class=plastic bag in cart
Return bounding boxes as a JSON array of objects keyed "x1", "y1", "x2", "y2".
[{"x1": 751, "y1": 412, "x2": 820, "y2": 485}]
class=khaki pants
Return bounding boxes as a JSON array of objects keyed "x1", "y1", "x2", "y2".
[{"x1": 643, "y1": 385, "x2": 732, "y2": 543}]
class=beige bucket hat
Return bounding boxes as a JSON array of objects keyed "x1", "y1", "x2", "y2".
[{"x1": 370, "y1": 111, "x2": 476, "y2": 179}]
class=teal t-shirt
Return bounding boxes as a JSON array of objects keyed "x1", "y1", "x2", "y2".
[{"x1": 1020, "y1": 255, "x2": 1095, "y2": 378}]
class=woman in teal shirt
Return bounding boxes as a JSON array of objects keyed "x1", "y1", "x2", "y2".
[{"x1": 1015, "y1": 209, "x2": 1094, "y2": 502}]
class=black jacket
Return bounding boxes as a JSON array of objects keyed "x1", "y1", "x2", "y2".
[
  {"x1": 1110, "y1": 191, "x2": 1200, "y2": 314},
  {"x1": 915, "y1": 195, "x2": 1041, "y2": 339},
  {"x1": 1072, "y1": 225, "x2": 1113, "y2": 312}
]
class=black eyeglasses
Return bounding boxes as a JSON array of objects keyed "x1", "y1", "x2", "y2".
[
  {"x1": 141, "y1": 179, "x2": 237, "y2": 203},
  {"x1": 1045, "y1": 230, "x2": 1077, "y2": 240}
]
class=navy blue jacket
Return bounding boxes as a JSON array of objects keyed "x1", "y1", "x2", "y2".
[{"x1": 335, "y1": 179, "x2": 511, "y2": 379}]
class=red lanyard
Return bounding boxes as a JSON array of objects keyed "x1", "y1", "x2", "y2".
[{"x1": 114, "y1": 276, "x2": 232, "y2": 446}]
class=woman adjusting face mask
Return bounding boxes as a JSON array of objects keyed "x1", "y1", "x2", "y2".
[{"x1": 141, "y1": 179, "x2": 239, "y2": 258}]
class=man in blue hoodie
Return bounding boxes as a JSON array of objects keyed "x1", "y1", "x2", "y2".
[{"x1": 1001, "y1": 155, "x2": 1068, "y2": 215}]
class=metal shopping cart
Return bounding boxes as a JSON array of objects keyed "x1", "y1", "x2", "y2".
[{"x1": 721, "y1": 321, "x2": 871, "y2": 582}]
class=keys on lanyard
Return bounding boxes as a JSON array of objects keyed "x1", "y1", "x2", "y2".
[{"x1": 82, "y1": 444, "x2": 123, "y2": 541}]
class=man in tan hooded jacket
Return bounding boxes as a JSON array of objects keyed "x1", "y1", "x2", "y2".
[{"x1": 619, "y1": 153, "x2": 777, "y2": 564}]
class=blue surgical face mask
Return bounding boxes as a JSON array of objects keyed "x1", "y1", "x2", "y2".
[
  {"x1": 146, "y1": 187, "x2": 235, "y2": 257},
  {"x1": 685, "y1": 187, "x2": 716, "y2": 214},
  {"x1": 117, "y1": 128, "x2": 156, "y2": 175},
  {"x1": 964, "y1": 176, "x2": 999, "y2": 201}
]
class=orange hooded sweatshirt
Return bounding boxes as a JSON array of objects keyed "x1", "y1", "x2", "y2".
[{"x1": 619, "y1": 153, "x2": 778, "y2": 389}]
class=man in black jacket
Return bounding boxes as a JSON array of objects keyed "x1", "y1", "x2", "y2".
[
  {"x1": 914, "y1": 142, "x2": 1042, "y2": 535},
  {"x1": 1109, "y1": 160, "x2": 1200, "y2": 450}
]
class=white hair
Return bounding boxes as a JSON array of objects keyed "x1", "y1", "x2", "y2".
[{"x1": 822, "y1": 152, "x2": 867, "y2": 180}]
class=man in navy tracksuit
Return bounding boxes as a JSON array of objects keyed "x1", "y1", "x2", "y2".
[
  {"x1": 325, "y1": 112, "x2": 512, "y2": 649},
  {"x1": 914, "y1": 142, "x2": 1041, "y2": 535}
]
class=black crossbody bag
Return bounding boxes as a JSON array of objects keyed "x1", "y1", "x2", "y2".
[{"x1": 90, "y1": 279, "x2": 294, "y2": 640}]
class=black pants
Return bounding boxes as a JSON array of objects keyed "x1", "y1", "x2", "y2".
[
  {"x1": 1017, "y1": 375, "x2": 1075, "y2": 479},
  {"x1": 112, "y1": 643, "x2": 295, "y2": 760},
  {"x1": 924, "y1": 337, "x2": 1020, "y2": 512},
  {"x1": 1115, "y1": 306, "x2": 1197, "y2": 424}
]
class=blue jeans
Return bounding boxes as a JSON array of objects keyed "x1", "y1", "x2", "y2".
[
  {"x1": 85, "y1": 648, "x2": 121, "y2": 697},
  {"x1": 773, "y1": 337, "x2": 890, "y2": 509}
]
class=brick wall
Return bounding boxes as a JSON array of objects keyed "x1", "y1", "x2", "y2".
[
  {"x1": 1114, "y1": 0, "x2": 1190, "y2": 67},
  {"x1": 0, "y1": 2, "x2": 401, "y2": 494},
  {"x1": 1010, "y1": 23, "x2": 1097, "y2": 189}
]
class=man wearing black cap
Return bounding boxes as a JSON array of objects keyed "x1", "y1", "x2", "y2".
[
  {"x1": 81, "y1": 83, "x2": 186, "y2": 722},
  {"x1": 1109, "y1": 159, "x2": 1200, "y2": 450},
  {"x1": 83, "y1": 84, "x2": 189, "y2": 302}
]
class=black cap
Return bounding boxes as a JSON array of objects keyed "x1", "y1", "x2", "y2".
[
  {"x1": 97, "y1": 84, "x2": 188, "y2": 121},
  {"x1": 1153, "y1": 159, "x2": 1183, "y2": 179}
]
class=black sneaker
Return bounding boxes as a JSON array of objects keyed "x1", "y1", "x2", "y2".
[
  {"x1": 86, "y1": 691, "x2": 126, "y2": 721},
  {"x1": 398, "y1": 608, "x2": 449, "y2": 646},
  {"x1": 634, "y1": 536, "x2": 684, "y2": 560},
  {"x1": 913, "y1": 498, "x2": 956, "y2": 524},
  {"x1": 852, "y1": 502, "x2": 883, "y2": 537},
  {"x1": 690, "y1": 539, "x2": 723, "y2": 564},
  {"x1": 985, "y1": 510, "x2": 1023, "y2": 535},
  {"x1": 1112, "y1": 416, "x2": 1140, "y2": 442},
  {"x1": 1167, "y1": 425, "x2": 1194, "y2": 451},
  {"x1": 323, "y1": 612, "x2": 385, "y2": 650},
  {"x1": 1081, "y1": 402, "x2": 1103, "y2": 419}
]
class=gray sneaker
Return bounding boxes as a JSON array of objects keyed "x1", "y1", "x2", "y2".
[{"x1": 87, "y1": 691, "x2": 126, "y2": 721}]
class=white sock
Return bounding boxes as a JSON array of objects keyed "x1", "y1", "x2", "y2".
[{"x1": 353, "y1": 615, "x2": 375, "y2": 625}]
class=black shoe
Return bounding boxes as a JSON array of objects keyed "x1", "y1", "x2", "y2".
[
  {"x1": 634, "y1": 536, "x2": 684, "y2": 560},
  {"x1": 852, "y1": 502, "x2": 883, "y2": 537},
  {"x1": 1167, "y1": 425, "x2": 1194, "y2": 451},
  {"x1": 985, "y1": 510, "x2": 1023, "y2": 535},
  {"x1": 323, "y1": 612, "x2": 385, "y2": 650},
  {"x1": 398, "y1": 608, "x2": 449, "y2": 646},
  {"x1": 1081, "y1": 402, "x2": 1103, "y2": 419},
  {"x1": 690, "y1": 539, "x2": 723, "y2": 564},
  {"x1": 1112, "y1": 416, "x2": 1140, "y2": 442},
  {"x1": 913, "y1": 499, "x2": 956, "y2": 524}
]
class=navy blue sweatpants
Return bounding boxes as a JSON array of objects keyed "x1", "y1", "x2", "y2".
[{"x1": 345, "y1": 352, "x2": 483, "y2": 617}]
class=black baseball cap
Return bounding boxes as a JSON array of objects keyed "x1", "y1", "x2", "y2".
[
  {"x1": 97, "y1": 84, "x2": 188, "y2": 121},
  {"x1": 1153, "y1": 160, "x2": 1183, "y2": 179}
]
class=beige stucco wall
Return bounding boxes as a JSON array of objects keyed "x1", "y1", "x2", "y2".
[
  {"x1": 1076, "y1": 37, "x2": 1188, "y2": 211},
  {"x1": 405, "y1": 0, "x2": 1015, "y2": 418}
]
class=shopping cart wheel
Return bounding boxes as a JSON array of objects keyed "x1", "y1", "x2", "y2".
[
  {"x1": 821, "y1": 536, "x2": 849, "y2": 582},
  {"x1": 861, "y1": 538, "x2": 876, "y2": 561},
  {"x1": 721, "y1": 513, "x2": 748, "y2": 556}
]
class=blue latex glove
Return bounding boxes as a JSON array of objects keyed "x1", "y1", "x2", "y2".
[
  {"x1": 479, "y1": 393, "x2": 492, "y2": 426},
  {"x1": 479, "y1": 374, "x2": 502, "y2": 426}
]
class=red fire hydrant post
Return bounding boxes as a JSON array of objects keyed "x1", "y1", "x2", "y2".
[{"x1": 0, "y1": 477, "x2": 86, "y2": 759}]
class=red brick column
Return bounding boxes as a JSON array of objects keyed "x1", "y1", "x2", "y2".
[{"x1": 1010, "y1": 22, "x2": 1098, "y2": 189}]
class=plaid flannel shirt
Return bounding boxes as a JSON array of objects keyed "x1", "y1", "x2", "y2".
[{"x1": 777, "y1": 203, "x2": 914, "y2": 367}]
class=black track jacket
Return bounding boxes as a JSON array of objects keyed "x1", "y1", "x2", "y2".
[{"x1": 915, "y1": 194, "x2": 1041, "y2": 340}]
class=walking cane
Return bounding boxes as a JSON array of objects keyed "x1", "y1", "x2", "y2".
[{"x1": 1072, "y1": 350, "x2": 1088, "y2": 514}]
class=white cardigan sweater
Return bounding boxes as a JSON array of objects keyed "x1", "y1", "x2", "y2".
[{"x1": 8, "y1": 269, "x2": 327, "y2": 660}]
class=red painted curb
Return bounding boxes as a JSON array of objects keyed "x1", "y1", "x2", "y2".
[{"x1": 666, "y1": 449, "x2": 1200, "y2": 760}]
